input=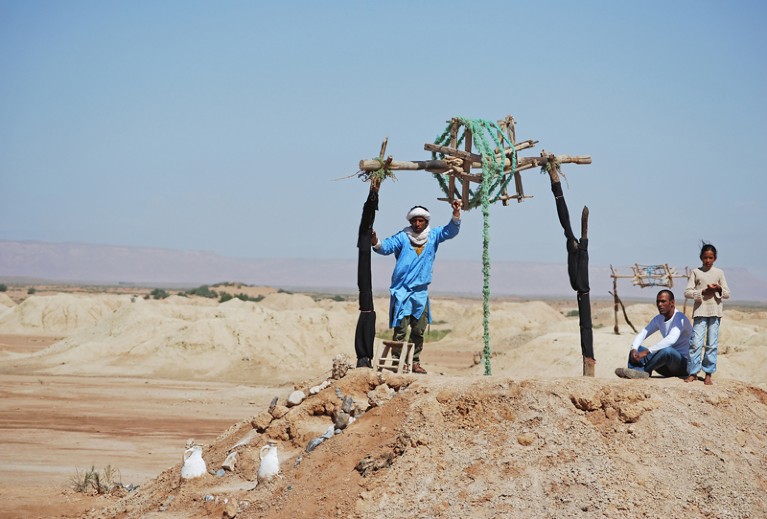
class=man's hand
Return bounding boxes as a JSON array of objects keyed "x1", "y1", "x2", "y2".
[
  {"x1": 371, "y1": 230, "x2": 378, "y2": 246},
  {"x1": 630, "y1": 348, "x2": 649, "y2": 363},
  {"x1": 451, "y1": 199, "x2": 461, "y2": 217}
]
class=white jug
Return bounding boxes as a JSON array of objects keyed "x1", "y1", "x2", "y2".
[
  {"x1": 257, "y1": 442, "x2": 280, "y2": 483},
  {"x1": 181, "y1": 445, "x2": 207, "y2": 479}
]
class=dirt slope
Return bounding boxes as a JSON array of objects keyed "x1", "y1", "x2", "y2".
[{"x1": 91, "y1": 369, "x2": 767, "y2": 519}]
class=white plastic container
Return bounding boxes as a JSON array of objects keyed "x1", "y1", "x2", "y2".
[
  {"x1": 181, "y1": 445, "x2": 207, "y2": 479},
  {"x1": 257, "y1": 442, "x2": 280, "y2": 483}
]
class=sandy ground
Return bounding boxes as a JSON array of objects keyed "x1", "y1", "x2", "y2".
[
  {"x1": 0, "y1": 335, "x2": 286, "y2": 519},
  {"x1": 0, "y1": 287, "x2": 765, "y2": 518}
]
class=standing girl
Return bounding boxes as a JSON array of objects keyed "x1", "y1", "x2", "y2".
[{"x1": 684, "y1": 242, "x2": 730, "y2": 385}]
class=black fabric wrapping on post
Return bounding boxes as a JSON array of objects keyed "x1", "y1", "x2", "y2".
[
  {"x1": 551, "y1": 181, "x2": 594, "y2": 360},
  {"x1": 354, "y1": 189, "x2": 378, "y2": 364}
]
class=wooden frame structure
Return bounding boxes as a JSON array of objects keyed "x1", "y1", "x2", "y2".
[
  {"x1": 610, "y1": 264, "x2": 690, "y2": 334},
  {"x1": 357, "y1": 114, "x2": 594, "y2": 376},
  {"x1": 358, "y1": 116, "x2": 591, "y2": 210}
]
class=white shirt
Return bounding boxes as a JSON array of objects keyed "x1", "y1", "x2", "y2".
[{"x1": 631, "y1": 308, "x2": 692, "y2": 358}]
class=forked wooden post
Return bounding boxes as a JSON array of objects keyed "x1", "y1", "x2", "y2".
[{"x1": 610, "y1": 265, "x2": 637, "y2": 334}]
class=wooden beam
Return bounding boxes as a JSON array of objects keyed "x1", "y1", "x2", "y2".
[
  {"x1": 359, "y1": 158, "x2": 450, "y2": 172},
  {"x1": 359, "y1": 154, "x2": 591, "y2": 175}
]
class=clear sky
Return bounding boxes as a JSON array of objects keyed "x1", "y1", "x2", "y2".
[{"x1": 2, "y1": 1, "x2": 766, "y2": 280}]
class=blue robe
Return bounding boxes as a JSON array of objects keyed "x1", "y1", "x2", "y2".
[{"x1": 374, "y1": 218, "x2": 460, "y2": 328}]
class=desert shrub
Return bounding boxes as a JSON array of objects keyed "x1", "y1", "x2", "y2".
[
  {"x1": 219, "y1": 292, "x2": 264, "y2": 303},
  {"x1": 238, "y1": 293, "x2": 264, "y2": 302},
  {"x1": 70, "y1": 465, "x2": 122, "y2": 495},
  {"x1": 0, "y1": 283, "x2": 7, "y2": 292},
  {"x1": 27, "y1": 287, "x2": 37, "y2": 295},
  {"x1": 425, "y1": 329, "x2": 451, "y2": 341},
  {"x1": 150, "y1": 288, "x2": 169, "y2": 300},
  {"x1": 565, "y1": 309, "x2": 579, "y2": 317},
  {"x1": 184, "y1": 285, "x2": 218, "y2": 298}
]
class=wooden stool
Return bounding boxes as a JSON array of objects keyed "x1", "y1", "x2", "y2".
[{"x1": 374, "y1": 340, "x2": 415, "y2": 374}]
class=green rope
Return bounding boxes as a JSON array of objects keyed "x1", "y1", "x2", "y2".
[
  {"x1": 432, "y1": 118, "x2": 517, "y2": 376},
  {"x1": 431, "y1": 120, "x2": 516, "y2": 210}
]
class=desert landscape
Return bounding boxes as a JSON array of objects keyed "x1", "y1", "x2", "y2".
[{"x1": 1, "y1": 284, "x2": 766, "y2": 518}]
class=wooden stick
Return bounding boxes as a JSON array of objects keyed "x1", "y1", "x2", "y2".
[
  {"x1": 462, "y1": 130, "x2": 473, "y2": 208},
  {"x1": 495, "y1": 124, "x2": 510, "y2": 206},
  {"x1": 495, "y1": 194, "x2": 534, "y2": 201},
  {"x1": 611, "y1": 266, "x2": 620, "y2": 334},
  {"x1": 424, "y1": 143, "x2": 483, "y2": 163},
  {"x1": 426, "y1": 140, "x2": 539, "y2": 168},
  {"x1": 610, "y1": 290, "x2": 638, "y2": 334},
  {"x1": 449, "y1": 121, "x2": 458, "y2": 201},
  {"x1": 513, "y1": 139, "x2": 537, "y2": 151},
  {"x1": 507, "y1": 119, "x2": 526, "y2": 205}
]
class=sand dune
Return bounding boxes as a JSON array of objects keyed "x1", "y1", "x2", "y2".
[{"x1": 2, "y1": 292, "x2": 765, "y2": 386}]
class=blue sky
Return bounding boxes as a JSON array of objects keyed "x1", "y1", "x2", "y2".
[{"x1": 2, "y1": 1, "x2": 766, "y2": 280}]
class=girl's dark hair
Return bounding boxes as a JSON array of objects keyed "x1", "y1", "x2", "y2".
[{"x1": 699, "y1": 241, "x2": 717, "y2": 259}]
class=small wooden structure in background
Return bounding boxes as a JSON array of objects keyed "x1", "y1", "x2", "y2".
[{"x1": 610, "y1": 264, "x2": 690, "y2": 334}]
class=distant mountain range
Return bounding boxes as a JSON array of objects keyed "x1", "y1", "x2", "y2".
[{"x1": 2, "y1": 240, "x2": 766, "y2": 302}]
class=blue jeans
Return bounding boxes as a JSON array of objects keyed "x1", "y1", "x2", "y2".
[
  {"x1": 628, "y1": 346, "x2": 688, "y2": 378},
  {"x1": 688, "y1": 316, "x2": 720, "y2": 375}
]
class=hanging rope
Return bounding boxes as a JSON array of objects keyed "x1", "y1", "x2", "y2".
[{"x1": 432, "y1": 118, "x2": 517, "y2": 376}]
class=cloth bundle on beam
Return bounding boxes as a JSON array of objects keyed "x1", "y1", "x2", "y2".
[
  {"x1": 551, "y1": 181, "x2": 594, "y2": 361},
  {"x1": 354, "y1": 189, "x2": 378, "y2": 368}
]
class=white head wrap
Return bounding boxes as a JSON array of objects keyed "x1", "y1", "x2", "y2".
[{"x1": 406, "y1": 206, "x2": 431, "y2": 222}]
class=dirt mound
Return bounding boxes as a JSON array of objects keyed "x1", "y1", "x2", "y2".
[
  {"x1": 0, "y1": 292, "x2": 14, "y2": 308},
  {"x1": 90, "y1": 369, "x2": 767, "y2": 519},
  {"x1": 0, "y1": 293, "x2": 133, "y2": 335},
  {"x1": 9, "y1": 295, "x2": 357, "y2": 383},
  {"x1": 3, "y1": 294, "x2": 766, "y2": 388}
]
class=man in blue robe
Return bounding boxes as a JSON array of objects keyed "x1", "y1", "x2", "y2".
[{"x1": 371, "y1": 199, "x2": 462, "y2": 374}]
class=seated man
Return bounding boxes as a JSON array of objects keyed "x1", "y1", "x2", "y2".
[{"x1": 615, "y1": 289, "x2": 692, "y2": 379}]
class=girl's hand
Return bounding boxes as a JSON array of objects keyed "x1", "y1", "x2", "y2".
[{"x1": 703, "y1": 283, "x2": 720, "y2": 296}]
